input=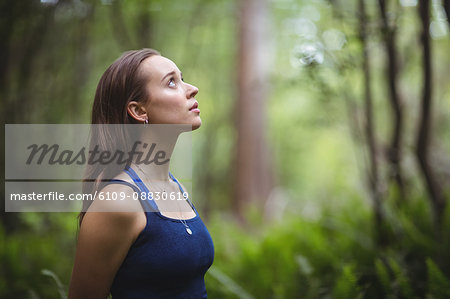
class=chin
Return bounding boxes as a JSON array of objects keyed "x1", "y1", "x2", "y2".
[{"x1": 192, "y1": 119, "x2": 202, "y2": 131}]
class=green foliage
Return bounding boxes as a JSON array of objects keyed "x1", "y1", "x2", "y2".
[
  {"x1": 2, "y1": 0, "x2": 450, "y2": 298},
  {"x1": 207, "y1": 267, "x2": 254, "y2": 299},
  {"x1": 204, "y1": 192, "x2": 450, "y2": 299},
  {"x1": 332, "y1": 264, "x2": 362, "y2": 299},
  {"x1": 0, "y1": 214, "x2": 77, "y2": 298},
  {"x1": 426, "y1": 258, "x2": 450, "y2": 299},
  {"x1": 388, "y1": 257, "x2": 414, "y2": 298},
  {"x1": 205, "y1": 197, "x2": 375, "y2": 298},
  {"x1": 41, "y1": 269, "x2": 67, "y2": 299},
  {"x1": 375, "y1": 258, "x2": 391, "y2": 293}
]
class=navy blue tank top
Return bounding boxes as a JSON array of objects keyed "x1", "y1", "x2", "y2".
[{"x1": 106, "y1": 167, "x2": 215, "y2": 298}]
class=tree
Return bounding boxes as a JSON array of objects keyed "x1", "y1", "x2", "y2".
[
  {"x1": 378, "y1": 0, "x2": 405, "y2": 201},
  {"x1": 233, "y1": 0, "x2": 273, "y2": 219},
  {"x1": 358, "y1": 0, "x2": 384, "y2": 245},
  {"x1": 416, "y1": 0, "x2": 447, "y2": 238}
]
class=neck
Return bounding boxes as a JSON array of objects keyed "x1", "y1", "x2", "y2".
[{"x1": 131, "y1": 125, "x2": 181, "y2": 182}]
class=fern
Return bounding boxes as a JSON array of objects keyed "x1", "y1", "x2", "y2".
[
  {"x1": 332, "y1": 264, "x2": 361, "y2": 299},
  {"x1": 426, "y1": 258, "x2": 450, "y2": 298},
  {"x1": 207, "y1": 266, "x2": 254, "y2": 299},
  {"x1": 41, "y1": 269, "x2": 67, "y2": 299},
  {"x1": 375, "y1": 258, "x2": 391, "y2": 293},
  {"x1": 388, "y1": 258, "x2": 413, "y2": 298}
]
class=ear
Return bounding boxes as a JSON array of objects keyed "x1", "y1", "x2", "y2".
[{"x1": 127, "y1": 101, "x2": 147, "y2": 123}]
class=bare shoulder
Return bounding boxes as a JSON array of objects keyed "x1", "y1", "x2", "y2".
[
  {"x1": 69, "y1": 182, "x2": 147, "y2": 298},
  {"x1": 84, "y1": 182, "x2": 147, "y2": 241}
]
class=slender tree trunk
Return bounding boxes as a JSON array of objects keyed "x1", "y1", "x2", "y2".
[
  {"x1": 109, "y1": 0, "x2": 134, "y2": 49},
  {"x1": 0, "y1": 0, "x2": 17, "y2": 91},
  {"x1": 359, "y1": 0, "x2": 384, "y2": 246},
  {"x1": 378, "y1": 0, "x2": 405, "y2": 201},
  {"x1": 110, "y1": 2, "x2": 153, "y2": 54},
  {"x1": 234, "y1": 0, "x2": 273, "y2": 220},
  {"x1": 1, "y1": 1, "x2": 57, "y2": 232},
  {"x1": 416, "y1": 0, "x2": 446, "y2": 238},
  {"x1": 71, "y1": 3, "x2": 95, "y2": 122},
  {"x1": 135, "y1": 1, "x2": 153, "y2": 48}
]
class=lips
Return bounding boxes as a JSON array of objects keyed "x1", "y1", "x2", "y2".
[
  {"x1": 189, "y1": 102, "x2": 200, "y2": 113},
  {"x1": 189, "y1": 101, "x2": 198, "y2": 110}
]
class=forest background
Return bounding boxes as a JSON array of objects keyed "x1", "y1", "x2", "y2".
[{"x1": 1, "y1": 0, "x2": 450, "y2": 298}]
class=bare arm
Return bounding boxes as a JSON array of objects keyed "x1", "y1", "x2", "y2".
[{"x1": 68, "y1": 185, "x2": 146, "y2": 299}]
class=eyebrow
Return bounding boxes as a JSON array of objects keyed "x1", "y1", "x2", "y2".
[{"x1": 161, "y1": 71, "x2": 183, "y2": 82}]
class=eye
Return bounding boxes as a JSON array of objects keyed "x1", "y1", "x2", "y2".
[{"x1": 168, "y1": 78, "x2": 176, "y2": 87}]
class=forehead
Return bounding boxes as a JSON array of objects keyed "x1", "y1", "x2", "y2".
[{"x1": 140, "y1": 55, "x2": 180, "y2": 81}]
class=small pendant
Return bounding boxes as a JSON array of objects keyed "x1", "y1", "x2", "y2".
[{"x1": 186, "y1": 227, "x2": 192, "y2": 235}]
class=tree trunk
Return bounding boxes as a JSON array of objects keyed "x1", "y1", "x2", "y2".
[
  {"x1": 359, "y1": 0, "x2": 384, "y2": 246},
  {"x1": 416, "y1": 0, "x2": 446, "y2": 239},
  {"x1": 109, "y1": 0, "x2": 134, "y2": 50},
  {"x1": 234, "y1": 0, "x2": 273, "y2": 220},
  {"x1": 135, "y1": 1, "x2": 153, "y2": 48},
  {"x1": 1, "y1": 0, "x2": 57, "y2": 232},
  {"x1": 378, "y1": 0, "x2": 405, "y2": 201},
  {"x1": 71, "y1": 3, "x2": 95, "y2": 122}
]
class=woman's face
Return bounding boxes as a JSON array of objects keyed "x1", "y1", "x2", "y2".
[{"x1": 139, "y1": 55, "x2": 201, "y2": 130}]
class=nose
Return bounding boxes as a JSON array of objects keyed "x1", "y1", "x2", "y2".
[{"x1": 186, "y1": 83, "x2": 199, "y2": 99}]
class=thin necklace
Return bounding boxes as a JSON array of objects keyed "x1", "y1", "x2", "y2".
[
  {"x1": 131, "y1": 163, "x2": 193, "y2": 235},
  {"x1": 177, "y1": 199, "x2": 193, "y2": 235}
]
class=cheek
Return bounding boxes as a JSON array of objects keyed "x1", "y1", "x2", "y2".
[
  {"x1": 150, "y1": 90, "x2": 177, "y2": 107},
  {"x1": 147, "y1": 92, "x2": 186, "y2": 121},
  {"x1": 161, "y1": 93, "x2": 186, "y2": 111}
]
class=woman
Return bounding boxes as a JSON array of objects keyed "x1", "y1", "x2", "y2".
[{"x1": 68, "y1": 49, "x2": 215, "y2": 298}]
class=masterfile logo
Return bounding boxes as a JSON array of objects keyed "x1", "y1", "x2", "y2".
[{"x1": 5, "y1": 124, "x2": 193, "y2": 212}]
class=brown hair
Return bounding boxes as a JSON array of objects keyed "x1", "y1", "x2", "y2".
[{"x1": 79, "y1": 48, "x2": 160, "y2": 226}]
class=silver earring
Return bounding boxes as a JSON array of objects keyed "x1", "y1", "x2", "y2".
[{"x1": 144, "y1": 119, "x2": 148, "y2": 127}]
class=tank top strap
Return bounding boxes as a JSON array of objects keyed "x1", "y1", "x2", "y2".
[
  {"x1": 122, "y1": 167, "x2": 159, "y2": 212},
  {"x1": 124, "y1": 167, "x2": 197, "y2": 214},
  {"x1": 168, "y1": 172, "x2": 198, "y2": 214}
]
